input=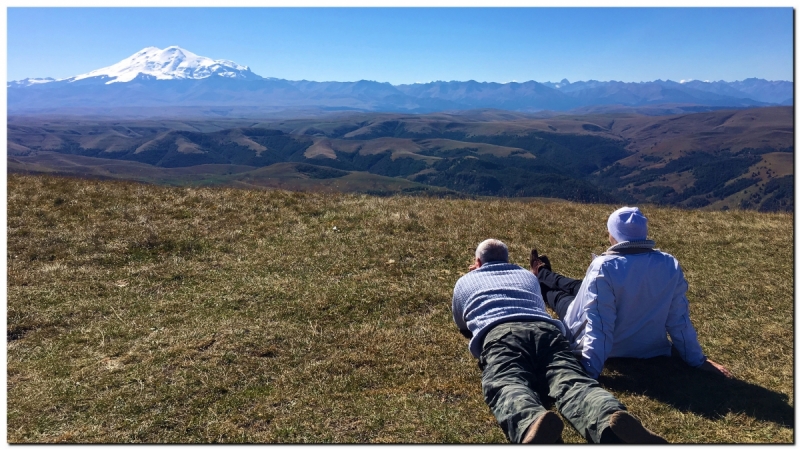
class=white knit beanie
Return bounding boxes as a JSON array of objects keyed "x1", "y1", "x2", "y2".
[{"x1": 607, "y1": 206, "x2": 648, "y2": 242}]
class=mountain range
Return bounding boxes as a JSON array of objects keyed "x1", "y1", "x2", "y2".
[{"x1": 8, "y1": 46, "x2": 793, "y2": 116}]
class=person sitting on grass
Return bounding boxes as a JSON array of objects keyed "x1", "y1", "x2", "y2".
[
  {"x1": 452, "y1": 238, "x2": 667, "y2": 444},
  {"x1": 530, "y1": 206, "x2": 732, "y2": 380}
]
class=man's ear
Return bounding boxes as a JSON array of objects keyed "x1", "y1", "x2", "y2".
[{"x1": 475, "y1": 257, "x2": 482, "y2": 268}]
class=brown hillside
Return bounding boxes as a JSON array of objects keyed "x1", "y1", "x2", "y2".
[
  {"x1": 8, "y1": 107, "x2": 793, "y2": 211},
  {"x1": 610, "y1": 107, "x2": 793, "y2": 164}
]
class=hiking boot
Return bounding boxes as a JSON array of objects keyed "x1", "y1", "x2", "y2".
[
  {"x1": 605, "y1": 410, "x2": 667, "y2": 444},
  {"x1": 530, "y1": 249, "x2": 552, "y2": 274},
  {"x1": 521, "y1": 411, "x2": 563, "y2": 444},
  {"x1": 539, "y1": 255, "x2": 552, "y2": 272}
]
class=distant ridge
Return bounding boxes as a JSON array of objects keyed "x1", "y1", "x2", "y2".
[{"x1": 8, "y1": 46, "x2": 793, "y2": 115}]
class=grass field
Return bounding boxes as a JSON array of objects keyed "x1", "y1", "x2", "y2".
[{"x1": 6, "y1": 173, "x2": 794, "y2": 443}]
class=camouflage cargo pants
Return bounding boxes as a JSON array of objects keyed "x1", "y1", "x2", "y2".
[{"x1": 479, "y1": 321, "x2": 625, "y2": 443}]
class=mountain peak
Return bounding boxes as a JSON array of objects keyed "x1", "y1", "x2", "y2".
[{"x1": 69, "y1": 46, "x2": 260, "y2": 84}]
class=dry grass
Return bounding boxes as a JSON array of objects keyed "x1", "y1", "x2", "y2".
[{"x1": 7, "y1": 173, "x2": 793, "y2": 443}]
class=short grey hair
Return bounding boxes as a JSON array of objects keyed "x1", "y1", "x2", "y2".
[{"x1": 475, "y1": 238, "x2": 509, "y2": 263}]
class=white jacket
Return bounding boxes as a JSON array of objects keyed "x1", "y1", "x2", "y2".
[{"x1": 562, "y1": 241, "x2": 706, "y2": 379}]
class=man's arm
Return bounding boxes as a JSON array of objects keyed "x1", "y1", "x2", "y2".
[
  {"x1": 577, "y1": 263, "x2": 617, "y2": 379},
  {"x1": 664, "y1": 263, "x2": 730, "y2": 377},
  {"x1": 452, "y1": 278, "x2": 471, "y2": 339},
  {"x1": 664, "y1": 265, "x2": 708, "y2": 369}
]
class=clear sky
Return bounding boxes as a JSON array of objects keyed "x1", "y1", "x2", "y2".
[{"x1": 6, "y1": 7, "x2": 794, "y2": 84}]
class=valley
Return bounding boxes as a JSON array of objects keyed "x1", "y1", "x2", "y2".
[{"x1": 8, "y1": 106, "x2": 793, "y2": 211}]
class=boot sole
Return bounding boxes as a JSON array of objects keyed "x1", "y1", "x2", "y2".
[
  {"x1": 608, "y1": 411, "x2": 667, "y2": 444},
  {"x1": 522, "y1": 411, "x2": 564, "y2": 444}
]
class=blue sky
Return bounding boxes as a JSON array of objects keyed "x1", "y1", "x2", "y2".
[{"x1": 7, "y1": 7, "x2": 794, "y2": 84}]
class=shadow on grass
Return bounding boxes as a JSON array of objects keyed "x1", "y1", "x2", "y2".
[{"x1": 600, "y1": 355, "x2": 794, "y2": 428}]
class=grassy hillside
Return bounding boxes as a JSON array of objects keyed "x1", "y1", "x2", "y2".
[
  {"x1": 7, "y1": 174, "x2": 793, "y2": 443},
  {"x1": 7, "y1": 154, "x2": 462, "y2": 198}
]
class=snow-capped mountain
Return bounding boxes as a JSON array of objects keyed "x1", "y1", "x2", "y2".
[{"x1": 67, "y1": 46, "x2": 261, "y2": 84}]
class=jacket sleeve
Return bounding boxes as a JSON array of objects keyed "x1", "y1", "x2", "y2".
[
  {"x1": 578, "y1": 262, "x2": 617, "y2": 379},
  {"x1": 665, "y1": 265, "x2": 706, "y2": 367},
  {"x1": 452, "y1": 279, "x2": 470, "y2": 337}
]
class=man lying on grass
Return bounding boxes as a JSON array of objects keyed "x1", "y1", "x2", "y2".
[
  {"x1": 530, "y1": 206, "x2": 732, "y2": 380},
  {"x1": 452, "y1": 238, "x2": 666, "y2": 444}
]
